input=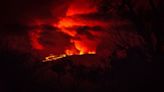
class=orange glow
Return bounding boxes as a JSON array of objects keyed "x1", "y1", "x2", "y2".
[
  {"x1": 42, "y1": 54, "x2": 67, "y2": 62},
  {"x1": 65, "y1": 49, "x2": 74, "y2": 55},
  {"x1": 42, "y1": 52, "x2": 96, "y2": 62},
  {"x1": 88, "y1": 51, "x2": 96, "y2": 54},
  {"x1": 27, "y1": 0, "x2": 145, "y2": 62},
  {"x1": 53, "y1": 11, "x2": 103, "y2": 57},
  {"x1": 65, "y1": 47, "x2": 79, "y2": 55},
  {"x1": 31, "y1": 1, "x2": 101, "y2": 62},
  {"x1": 55, "y1": 18, "x2": 77, "y2": 37},
  {"x1": 57, "y1": 18, "x2": 74, "y2": 28},
  {"x1": 44, "y1": 1, "x2": 99, "y2": 61}
]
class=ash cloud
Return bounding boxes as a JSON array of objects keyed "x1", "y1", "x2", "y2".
[{"x1": 0, "y1": 0, "x2": 146, "y2": 58}]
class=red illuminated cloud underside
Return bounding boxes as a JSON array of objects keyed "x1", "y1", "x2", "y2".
[{"x1": 28, "y1": 0, "x2": 144, "y2": 59}]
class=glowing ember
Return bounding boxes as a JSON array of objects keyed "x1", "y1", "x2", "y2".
[
  {"x1": 42, "y1": 54, "x2": 67, "y2": 62},
  {"x1": 42, "y1": 52, "x2": 96, "y2": 62}
]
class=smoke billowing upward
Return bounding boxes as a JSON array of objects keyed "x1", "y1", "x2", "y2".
[{"x1": 1, "y1": 0, "x2": 145, "y2": 58}]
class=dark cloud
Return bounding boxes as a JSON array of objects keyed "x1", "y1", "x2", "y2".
[
  {"x1": 39, "y1": 27, "x2": 72, "y2": 55},
  {"x1": 0, "y1": 0, "x2": 71, "y2": 25}
]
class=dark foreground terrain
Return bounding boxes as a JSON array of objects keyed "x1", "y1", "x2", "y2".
[{"x1": 0, "y1": 51, "x2": 163, "y2": 92}]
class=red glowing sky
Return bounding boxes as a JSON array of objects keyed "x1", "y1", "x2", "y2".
[
  {"x1": 0, "y1": 0, "x2": 151, "y2": 59},
  {"x1": 26, "y1": 0, "x2": 144, "y2": 58}
]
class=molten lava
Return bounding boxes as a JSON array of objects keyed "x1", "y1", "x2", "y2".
[
  {"x1": 53, "y1": 16, "x2": 98, "y2": 58},
  {"x1": 42, "y1": 54, "x2": 67, "y2": 62},
  {"x1": 40, "y1": 3, "x2": 99, "y2": 62},
  {"x1": 47, "y1": 1, "x2": 100, "y2": 60},
  {"x1": 42, "y1": 52, "x2": 96, "y2": 62},
  {"x1": 27, "y1": 0, "x2": 144, "y2": 62}
]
